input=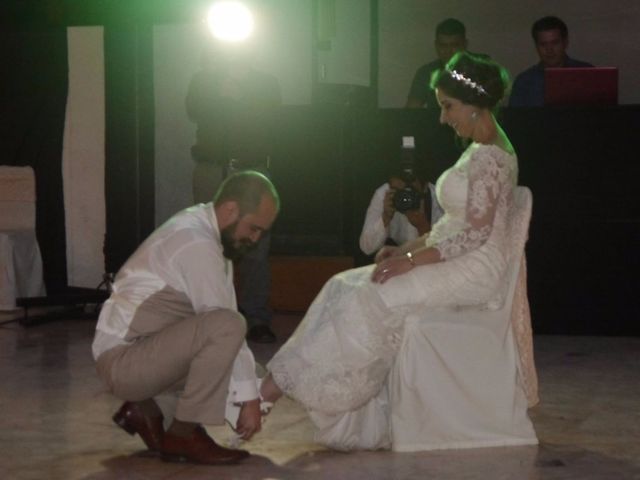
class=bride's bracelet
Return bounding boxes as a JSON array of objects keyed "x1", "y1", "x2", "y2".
[{"x1": 405, "y1": 251, "x2": 416, "y2": 267}]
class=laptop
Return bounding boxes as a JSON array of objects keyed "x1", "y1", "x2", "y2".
[{"x1": 544, "y1": 67, "x2": 618, "y2": 106}]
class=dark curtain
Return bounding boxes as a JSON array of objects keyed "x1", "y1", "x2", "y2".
[
  {"x1": 103, "y1": 22, "x2": 155, "y2": 275},
  {"x1": 0, "y1": 25, "x2": 69, "y2": 293}
]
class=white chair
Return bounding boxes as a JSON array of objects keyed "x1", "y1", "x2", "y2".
[
  {"x1": 388, "y1": 186, "x2": 539, "y2": 451},
  {"x1": 0, "y1": 166, "x2": 46, "y2": 310}
]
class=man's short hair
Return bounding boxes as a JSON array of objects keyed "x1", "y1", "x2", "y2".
[
  {"x1": 435, "y1": 18, "x2": 466, "y2": 38},
  {"x1": 531, "y1": 16, "x2": 568, "y2": 42},
  {"x1": 214, "y1": 171, "x2": 280, "y2": 215}
]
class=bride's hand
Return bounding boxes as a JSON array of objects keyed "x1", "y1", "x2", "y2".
[
  {"x1": 371, "y1": 254, "x2": 413, "y2": 284},
  {"x1": 374, "y1": 245, "x2": 400, "y2": 264}
]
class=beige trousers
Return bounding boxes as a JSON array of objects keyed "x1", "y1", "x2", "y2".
[{"x1": 96, "y1": 309, "x2": 246, "y2": 425}]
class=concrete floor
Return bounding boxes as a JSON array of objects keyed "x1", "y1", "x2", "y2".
[{"x1": 1, "y1": 311, "x2": 639, "y2": 480}]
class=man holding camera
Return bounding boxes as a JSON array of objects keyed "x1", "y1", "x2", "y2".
[{"x1": 359, "y1": 175, "x2": 441, "y2": 256}]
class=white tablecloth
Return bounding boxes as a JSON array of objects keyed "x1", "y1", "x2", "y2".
[{"x1": 0, "y1": 230, "x2": 46, "y2": 310}]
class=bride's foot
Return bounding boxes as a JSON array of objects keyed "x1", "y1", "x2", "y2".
[{"x1": 260, "y1": 372, "x2": 283, "y2": 404}]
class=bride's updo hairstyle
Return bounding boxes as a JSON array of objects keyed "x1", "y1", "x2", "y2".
[{"x1": 431, "y1": 52, "x2": 509, "y2": 110}]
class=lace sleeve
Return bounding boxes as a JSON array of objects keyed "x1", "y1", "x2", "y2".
[{"x1": 433, "y1": 148, "x2": 510, "y2": 260}]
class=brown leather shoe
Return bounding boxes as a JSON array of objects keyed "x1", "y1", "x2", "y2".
[
  {"x1": 161, "y1": 426, "x2": 249, "y2": 465},
  {"x1": 112, "y1": 401, "x2": 164, "y2": 452}
]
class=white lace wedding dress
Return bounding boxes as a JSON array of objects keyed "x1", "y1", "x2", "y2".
[{"x1": 267, "y1": 143, "x2": 536, "y2": 450}]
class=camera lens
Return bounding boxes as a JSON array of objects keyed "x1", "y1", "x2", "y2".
[{"x1": 393, "y1": 187, "x2": 422, "y2": 212}]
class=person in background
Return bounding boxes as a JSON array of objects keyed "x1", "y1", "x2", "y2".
[
  {"x1": 187, "y1": 41, "x2": 282, "y2": 344},
  {"x1": 406, "y1": 18, "x2": 486, "y2": 109},
  {"x1": 509, "y1": 15, "x2": 593, "y2": 107}
]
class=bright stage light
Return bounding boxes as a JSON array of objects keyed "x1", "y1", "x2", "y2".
[{"x1": 207, "y1": 1, "x2": 254, "y2": 42}]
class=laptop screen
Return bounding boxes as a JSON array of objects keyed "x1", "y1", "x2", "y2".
[{"x1": 544, "y1": 67, "x2": 618, "y2": 106}]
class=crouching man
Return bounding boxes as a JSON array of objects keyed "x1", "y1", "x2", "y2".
[{"x1": 92, "y1": 171, "x2": 279, "y2": 465}]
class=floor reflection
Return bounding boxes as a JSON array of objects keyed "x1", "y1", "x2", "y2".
[{"x1": 0, "y1": 317, "x2": 639, "y2": 480}]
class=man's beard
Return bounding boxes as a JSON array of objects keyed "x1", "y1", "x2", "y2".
[{"x1": 220, "y1": 222, "x2": 257, "y2": 261}]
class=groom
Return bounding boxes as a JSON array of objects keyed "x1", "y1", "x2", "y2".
[{"x1": 92, "y1": 171, "x2": 279, "y2": 465}]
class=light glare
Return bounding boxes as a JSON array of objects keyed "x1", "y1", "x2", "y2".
[{"x1": 207, "y1": 2, "x2": 254, "y2": 42}]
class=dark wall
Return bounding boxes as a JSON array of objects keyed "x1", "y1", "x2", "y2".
[
  {"x1": 103, "y1": 24, "x2": 156, "y2": 274},
  {"x1": 267, "y1": 107, "x2": 346, "y2": 255},
  {"x1": 503, "y1": 106, "x2": 640, "y2": 336},
  {"x1": 267, "y1": 107, "x2": 461, "y2": 258}
]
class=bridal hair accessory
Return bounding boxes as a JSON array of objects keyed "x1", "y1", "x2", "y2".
[{"x1": 447, "y1": 69, "x2": 488, "y2": 96}]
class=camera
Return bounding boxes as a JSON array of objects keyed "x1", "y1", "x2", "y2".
[
  {"x1": 393, "y1": 136, "x2": 423, "y2": 212},
  {"x1": 393, "y1": 185, "x2": 423, "y2": 212}
]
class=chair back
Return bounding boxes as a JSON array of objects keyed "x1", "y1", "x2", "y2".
[
  {"x1": 507, "y1": 186, "x2": 533, "y2": 266},
  {"x1": 0, "y1": 166, "x2": 36, "y2": 231},
  {"x1": 508, "y1": 186, "x2": 538, "y2": 407},
  {"x1": 387, "y1": 185, "x2": 539, "y2": 452}
]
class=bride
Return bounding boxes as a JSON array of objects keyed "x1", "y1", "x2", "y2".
[{"x1": 260, "y1": 52, "x2": 526, "y2": 449}]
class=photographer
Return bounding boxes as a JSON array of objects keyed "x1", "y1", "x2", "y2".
[{"x1": 359, "y1": 174, "x2": 441, "y2": 256}]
